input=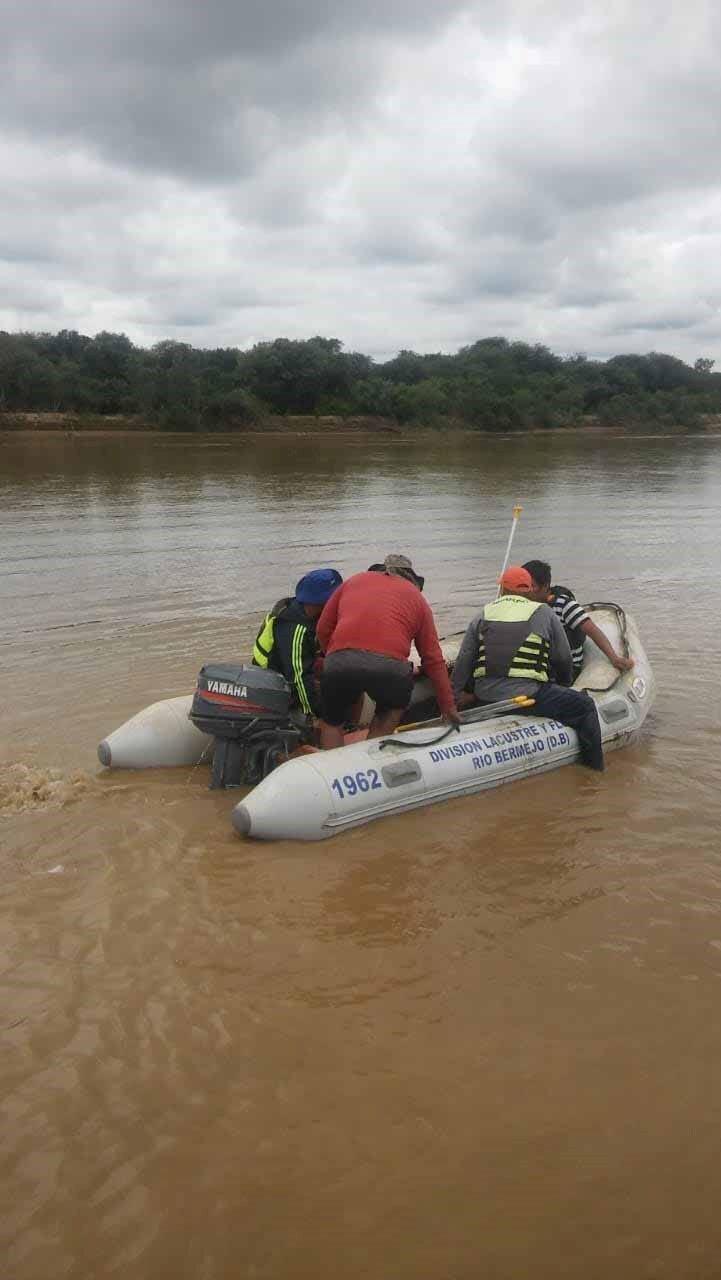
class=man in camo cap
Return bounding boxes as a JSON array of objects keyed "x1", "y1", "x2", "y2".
[{"x1": 316, "y1": 554, "x2": 458, "y2": 748}]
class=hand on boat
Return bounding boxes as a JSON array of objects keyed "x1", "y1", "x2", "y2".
[
  {"x1": 613, "y1": 655, "x2": 635, "y2": 671},
  {"x1": 456, "y1": 691, "x2": 477, "y2": 710},
  {"x1": 444, "y1": 707, "x2": 462, "y2": 727}
]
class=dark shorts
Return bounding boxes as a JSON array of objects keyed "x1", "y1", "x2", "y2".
[{"x1": 320, "y1": 649, "x2": 414, "y2": 726}]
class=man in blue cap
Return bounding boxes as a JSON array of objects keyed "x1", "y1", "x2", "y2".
[{"x1": 252, "y1": 568, "x2": 342, "y2": 719}]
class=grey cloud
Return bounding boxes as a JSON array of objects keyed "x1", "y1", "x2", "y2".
[
  {"x1": 8, "y1": 0, "x2": 463, "y2": 65},
  {"x1": 556, "y1": 287, "x2": 630, "y2": 309},
  {"x1": 0, "y1": 241, "x2": 57, "y2": 267},
  {"x1": 428, "y1": 242, "x2": 555, "y2": 305},
  {"x1": 610, "y1": 309, "x2": 714, "y2": 336},
  {"x1": 353, "y1": 236, "x2": 434, "y2": 266},
  {"x1": 163, "y1": 311, "x2": 215, "y2": 328},
  {"x1": 3, "y1": 2, "x2": 721, "y2": 366},
  {"x1": 2, "y1": 1, "x2": 466, "y2": 181},
  {"x1": 463, "y1": 6, "x2": 721, "y2": 224},
  {"x1": 462, "y1": 197, "x2": 558, "y2": 245},
  {"x1": 346, "y1": 213, "x2": 449, "y2": 266}
]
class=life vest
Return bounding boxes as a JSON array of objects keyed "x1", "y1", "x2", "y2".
[
  {"x1": 473, "y1": 595, "x2": 551, "y2": 683},
  {"x1": 252, "y1": 598, "x2": 291, "y2": 669}
]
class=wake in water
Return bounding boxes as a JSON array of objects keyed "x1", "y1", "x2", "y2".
[{"x1": 0, "y1": 763, "x2": 96, "y2": 815}]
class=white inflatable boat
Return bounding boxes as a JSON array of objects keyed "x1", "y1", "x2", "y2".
[
  {"x1": 231, "y1": 604, "x2": 654, "y2": 841},
  {"x1": 97, "y1": 603, "x2": 654, "y2": 841},
  {"x1": 98, "y1": 695, "x2": 213, "y2": 769},
  {"x1": 97, "y1": 647, "x2": 449, "y2": 770}
]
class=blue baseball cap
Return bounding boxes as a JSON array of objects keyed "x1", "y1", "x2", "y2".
[{"x1": 295, "y1": 568, "x2": 343, "y2": 605}]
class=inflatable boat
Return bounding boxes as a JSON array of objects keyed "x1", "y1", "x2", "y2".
[
  {"x1": 97, "y1": 643, "x2": 453, "y2": 771},
  {"x1": 98, "y1": 695, "x2": 214, "y2": 769},
  {"x1": 98, "y1": 604, "x2": 654, "y2": 841},
  {"x1": 96, "y1": 670, "x2": 435, "y2": 771},
  {"x1": 230, "y1": 603, "x2": 653, "y2": 841}
]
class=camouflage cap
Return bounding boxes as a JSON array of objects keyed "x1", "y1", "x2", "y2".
[
  {"x1": 383, "y1": 554, "x2": 415, "y2": 576},
  {"x1": 382, "y1": 554, "x2": 424, "y2": 591}
]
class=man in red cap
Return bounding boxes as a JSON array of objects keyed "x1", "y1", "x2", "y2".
[{"x1": 451, "y1": 565, "x2": 604, "y2": 770}]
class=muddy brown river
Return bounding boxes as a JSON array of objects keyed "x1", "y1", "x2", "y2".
[{"x1": 2, "y1": 430, "x2": 720, "y2": 1279}]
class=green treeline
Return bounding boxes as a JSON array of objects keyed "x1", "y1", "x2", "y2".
[{"x1": 0, "y1": 329, "x2": 719, "y2": 431}]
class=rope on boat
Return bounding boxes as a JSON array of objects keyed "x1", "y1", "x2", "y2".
[
  {"x1": 378, "y1": 723, "x2": 461, "y2": 750},
  {"x1": 378, "y1": 696, "x2": 536, "y2": 751}
]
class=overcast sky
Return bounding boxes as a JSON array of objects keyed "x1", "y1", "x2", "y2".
[{"x1": 2, "y1": 0, "x2": 721, "y2": 363}]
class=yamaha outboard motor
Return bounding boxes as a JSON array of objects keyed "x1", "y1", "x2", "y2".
[{"x1": 189, "y1": 663, "x2": 308, "y2": 789}]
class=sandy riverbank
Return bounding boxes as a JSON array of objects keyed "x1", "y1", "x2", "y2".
[{"x1": 2, "y1": 410, "x2": 720, "y2": 440}]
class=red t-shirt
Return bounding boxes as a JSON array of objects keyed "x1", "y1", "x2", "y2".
[{"x1": 316, "y1": 572, "x2": 455, "y2": 715}]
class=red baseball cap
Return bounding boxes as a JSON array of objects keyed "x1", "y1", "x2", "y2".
[{"x1": 497, "y1": 565, "x2": 533, "y2": 591}]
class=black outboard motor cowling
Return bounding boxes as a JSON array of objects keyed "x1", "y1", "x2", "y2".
[
  {"x1": 190, "y1": 663, "x2": 291, "y2": 733},
  {"x1": 189, "y1": 664, "x2": 307, "y2": 789}
]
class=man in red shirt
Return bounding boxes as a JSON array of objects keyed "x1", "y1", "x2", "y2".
[{"x1": 316, "y1": 554, "x2": 460, "y2": 749}]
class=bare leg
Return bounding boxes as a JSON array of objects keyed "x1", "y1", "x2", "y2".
[
  {"x1": 348, "y1": 695, "x2": 365, "y2": 725},
  {"x1": 319, "y1": 720, "x2": 345, "y2": 750},
  {"x1": 367, "y1": 708, "x2": 403, "y2": 739}
]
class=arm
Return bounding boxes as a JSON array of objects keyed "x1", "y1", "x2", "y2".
[
  {"x1": 451, "y1": 616, "x2": 482, "y2": 698},
  {"x1": 291, "y1": 623, "x2": 321, "y2": 717},
  {"x1": 415, "y1": 601, "x2": 457, "y2": 718},
  {"x1": 548, "y1": 610, "x2": 574, "y2": 685},
  {"x1": 316, "y1": 586, "x2": 341, "y2": 653},
  {"x1": 581, "y1": 618, "x2": 634, "y2": 671}
]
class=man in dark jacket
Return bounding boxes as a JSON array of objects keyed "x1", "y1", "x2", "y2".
[{"x1": 252, "y1": 568, "x2": 342, "y2": 717}]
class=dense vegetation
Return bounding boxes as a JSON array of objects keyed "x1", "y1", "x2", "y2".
[{"x1": 1, "y1": 329, "x2": 719, "y2": 431}]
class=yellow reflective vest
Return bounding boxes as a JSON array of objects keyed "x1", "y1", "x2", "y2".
[
  {"x1": 251, "y1": 598, "x2": 317, "y2": 716},
  {"x1": 473, "y1": 595, "x2": 551, "y2": 683}
]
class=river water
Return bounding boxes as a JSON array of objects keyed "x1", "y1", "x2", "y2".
[{"x1": 2, "y1": 429, "x2": 720, "y2": 1279}]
